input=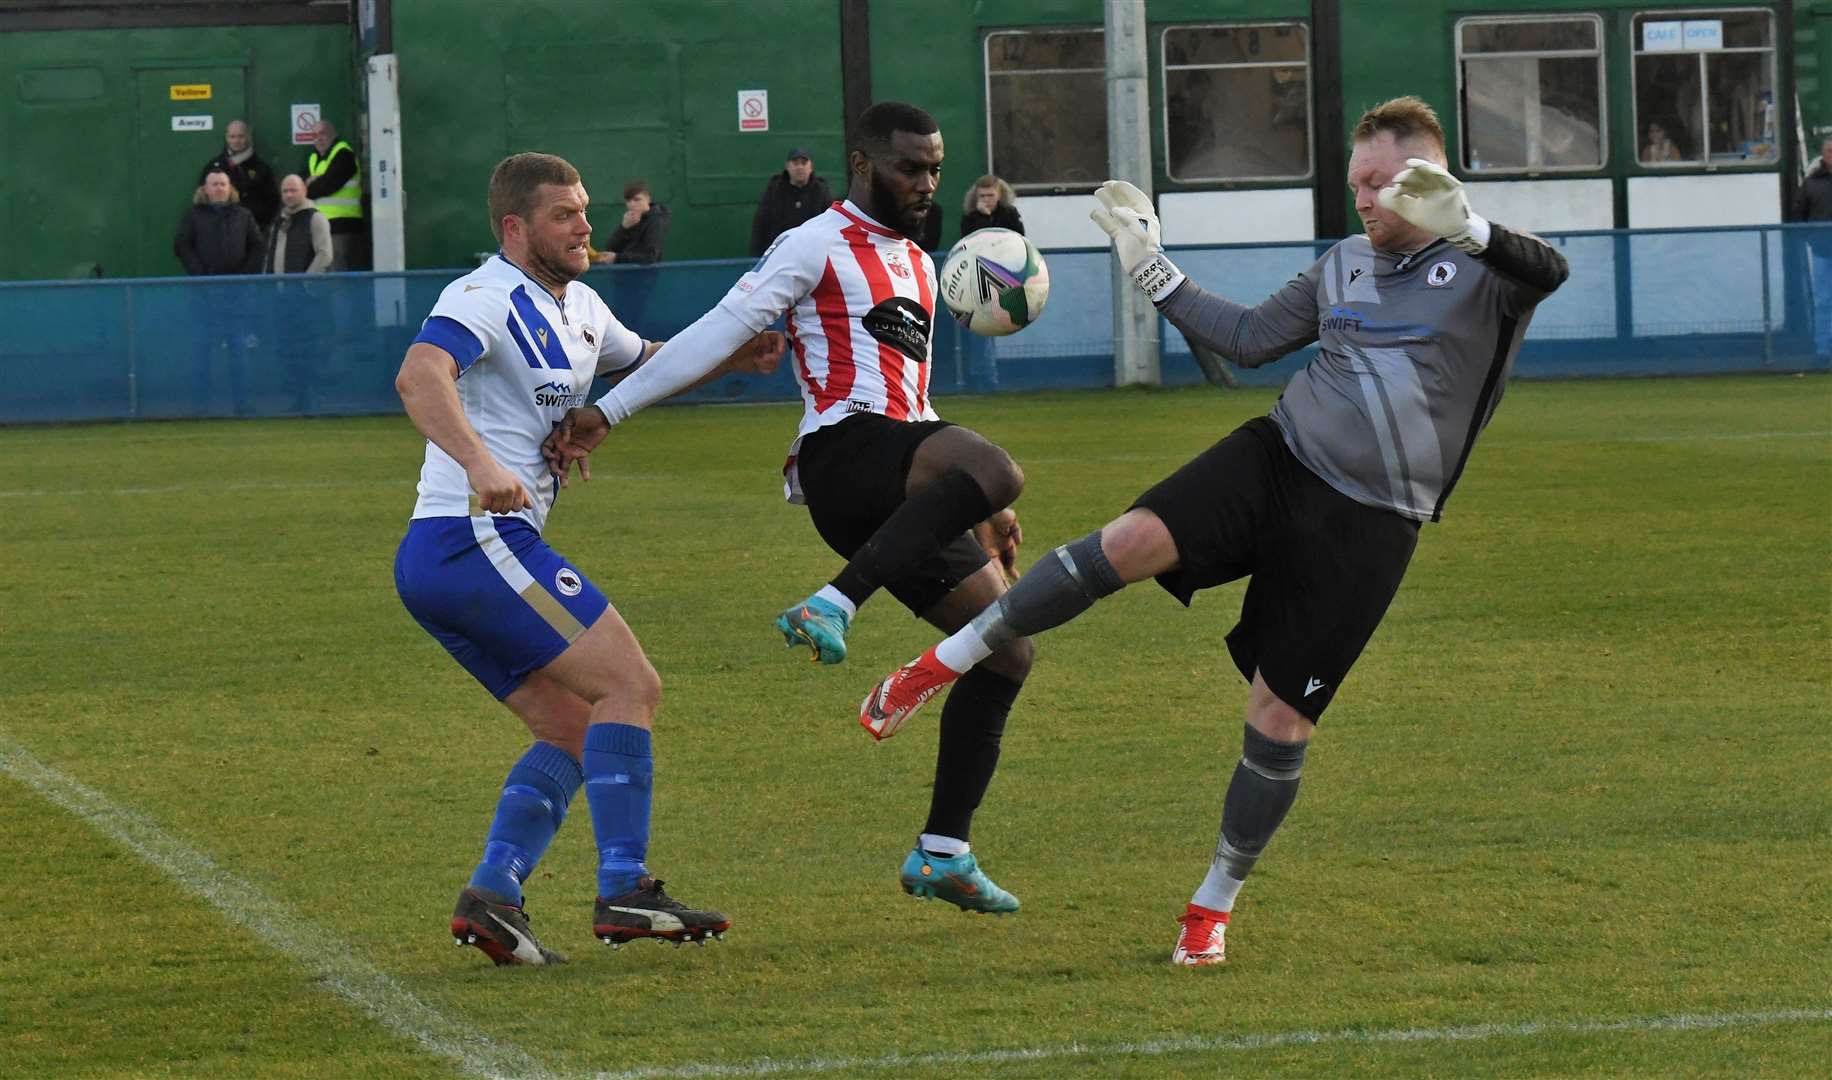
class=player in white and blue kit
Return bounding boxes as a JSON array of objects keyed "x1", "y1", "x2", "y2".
[{"x1": 393, "y1": 153, "x2": 782, "y2": 965}]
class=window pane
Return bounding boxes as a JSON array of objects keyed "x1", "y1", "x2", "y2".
[
  {"x1": 1720, "y1": 10, "x2": 1773, "y2": 49},
  {"x1": 1164, "y1": 24, "x2": 1306, "y2": 67},
  {"x1": 987, "y1": 30, "x2": 1104, "y2": 73},
  {"x1": 1705, "y1": 52, "x2": 1777, "y2": 161},
  {"x1": 1462, "y1": 55, "x2": 1602, "y2": 170},
  {"x1": 1165, "y1": 65, "x2": 1310, "y2": 180},
  {"x1": 1632, "y1": 11, "x2": 1772, "y2": 51},
  {"x1": 1461, "y1": 19, "x2": 1596, "y2": 55},
  {"x1": 988, "y1": 70, "x2": 1108, "y2": 187},
  {"x1": 1635, "y1": 54, "x2": 1703, "y2": 163}
]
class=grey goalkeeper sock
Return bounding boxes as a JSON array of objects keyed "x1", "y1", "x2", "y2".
[
  {"x1": 1193, "y1": 724, "x2": 1308, "y2": 911},
  {"x1": 971, "y1": 531, "x2": 1125, "y2": 652}
]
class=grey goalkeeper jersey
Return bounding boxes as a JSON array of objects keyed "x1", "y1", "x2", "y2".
[{"x1": 1162, "y1": 225, "x2": 1567, "y2": 521}]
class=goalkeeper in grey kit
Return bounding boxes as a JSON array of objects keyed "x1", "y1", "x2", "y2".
[{"x1": 859, "y1": 96, "x2": 1568, "y2": 965}]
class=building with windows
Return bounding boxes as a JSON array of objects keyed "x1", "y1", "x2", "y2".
[{"x1": 0, "y1": 0, "x2": 1809, "y2": 279}]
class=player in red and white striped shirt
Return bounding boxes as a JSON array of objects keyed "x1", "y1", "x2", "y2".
[
  {"x1": 547, "y1": 103, "x2": 1033, "y2": 915},
  {"x1": 742, "y1": 191, "x2": 940, "y2": 438}
]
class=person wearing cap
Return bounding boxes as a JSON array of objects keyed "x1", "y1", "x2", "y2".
[{"x1": 748, "y1": 146, "x2": 833, "y2": 257}]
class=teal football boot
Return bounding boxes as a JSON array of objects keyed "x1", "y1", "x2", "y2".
[
  {"x1": 899, "y1": 846, "x2": 1020, "y2": 914},
  {"x1": 776, "y1": 594, "x2": 851, "y2": 665}
]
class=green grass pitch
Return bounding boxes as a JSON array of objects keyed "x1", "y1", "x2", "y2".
[{"x1": 2, "y1": 375, "x2": 1828, "y2": 1078}]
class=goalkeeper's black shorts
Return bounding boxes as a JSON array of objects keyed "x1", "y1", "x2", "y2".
[{"x1": 1132, "y1": 416, "x2": 1419, "y2": 721}]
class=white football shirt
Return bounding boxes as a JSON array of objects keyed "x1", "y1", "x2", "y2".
[{"x1": 408, "y1": 254, "x2": 643, "y2": 531}]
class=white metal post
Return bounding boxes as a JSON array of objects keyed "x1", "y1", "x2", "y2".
[
  {"x1": 365, "y1": 54, "x2": 404, "y2": 272},
  {"x1": 1105, "y1": 0, "x2": 1159, "y2": 386}
]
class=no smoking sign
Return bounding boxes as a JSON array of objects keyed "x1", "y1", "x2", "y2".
[
  {"x1": 738, "y1": 89, "x2": 768, "y2": 132},
  {"x1": 291, "y1": 103, "x2": 321, "y2": 145}
]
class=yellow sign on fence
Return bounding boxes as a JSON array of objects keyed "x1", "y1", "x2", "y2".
[{"x1": 169, "y1": 84, "x2": 212, "y2": 101}]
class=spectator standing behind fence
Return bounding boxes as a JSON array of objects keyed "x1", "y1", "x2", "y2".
[
  {"x1": 175, "y1": 169, "x2": 262, "y2": 275},
  {"x1": 749, "y1": 147, "x2": 833, "y2": 257},
  {"x1": 305, "y1": 120, "x2": 366, "y2": 270},
  {"x1": 596, "y1": 179, "x2": 669, "y2": 264},
  {"x1": 954, "y1": 175, "x2": 1023, "y2": 392},
  {"x1": 200, "y1": 119, "x2": 280, "y2": 231},
  {"x1": 960, "y1": 175, "x2": 1024, "y2": 238},
  {"x1": 916, "y1": 191, "x2": 944, "y2": 251},
  {"x1": 1790, "y1": 137, "x2": 1832, "y2": 361},
  {"x1": 265, "y1": 174, "x2": 333, "y2": 413},
  {"x1": 263, "y1": 175, "x2": 332, "y2": 274},
  {"x1": 175, "y1": 170, "x2": 262, "y2": 415}
]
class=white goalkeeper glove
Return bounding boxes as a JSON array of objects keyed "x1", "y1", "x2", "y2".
[
  {"x1": 1089, "y1": 180, "x2": 1185, "y2": 302},
  {"x1": 1376, "y1": 158, "x2": 1491, "y2": 255}
]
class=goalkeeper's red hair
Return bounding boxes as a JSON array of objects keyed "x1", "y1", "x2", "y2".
[{"x1": 1352, "y1": 96, "x2": 1447, "y2": 156}]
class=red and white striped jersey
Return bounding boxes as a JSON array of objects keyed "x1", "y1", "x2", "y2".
[{"x1": 718, "y1": 199, "x2": 940, "y2": 440}]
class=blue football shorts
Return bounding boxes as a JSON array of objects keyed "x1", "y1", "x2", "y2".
[{"x1": 394, "y1": 515, "x2": 610, "y2": 700}]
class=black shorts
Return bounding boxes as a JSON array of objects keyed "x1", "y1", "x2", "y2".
[
  {"x1": 1132, "y1": 417, "x2": 1420, "y2": 720},
  {"x1": 795, "y1": 413, "x2": 991, "y2": 615}
]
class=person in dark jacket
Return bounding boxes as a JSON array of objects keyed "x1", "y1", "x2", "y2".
[
  {"x1": 917, "y1": 193, "x2": 945, "y2": 252},
  {"x1": 960, "y1": 175, "x2": 1024, "y2": 238},
  {"x1": 176, "y1": 170, "x2": 263, "y2": 415},
  {"x1": 1791, "y1": 137, "x2": 1832, "y2": 357},
  {"x1": 748, "y1": 147, "x2": 834, "y2": 256},
  {"x1": 199, "y1": 119, "x2": 280, "y2": 230},
  {"x1": 599, "y1": 179, "x2": 669, "y2": 264},
  {"x1": 175, "y1": 170, "x2": 264, "y2": 275},
  {"x1": 955, "y1": 175, "x2": 1025, "y2": 391}
]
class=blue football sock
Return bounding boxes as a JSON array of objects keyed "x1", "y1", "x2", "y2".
[
  {"x1": 468, "y1": 741, "x2": 582, "y2": 904},
  {"x1": 583, "y1": 722, "x2": 652, "y2": 899}
]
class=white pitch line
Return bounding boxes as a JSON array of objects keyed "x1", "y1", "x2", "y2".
[
  {"x1": 591, "y1": 1006, "x2": 1831, "y2": 1080},
  {"x1": 3, "y1": 732, "x2": 1826, "y2": 1080},
  {"x1": 1611, "y1": 429, "x2": 1831, "y2": 444},
  {"x1": 0, "y1": 478, "x2": 359, "y2": 499},
  {"x1": 0, "y1": 734, "x2": 554, "y2": 1080}
]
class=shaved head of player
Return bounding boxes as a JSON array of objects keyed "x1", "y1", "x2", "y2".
[
  {"x1": 846, "y1": 101, "x2": 942, "y2": 242},
  {"x1": 490, "y1": 153, "x2": 594, "y2": 294}
]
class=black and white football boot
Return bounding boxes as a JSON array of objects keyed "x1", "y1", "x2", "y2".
[
  {"x1": 450, "y1": 886, "x2": 568, "y2": 966},
  {"x1": 594, "y1": 876, "x2": 730, "y2": 948}
]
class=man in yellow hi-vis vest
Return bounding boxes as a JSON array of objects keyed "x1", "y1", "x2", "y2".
[{"x1": 305, "y1": 120, "x2": 366, "y2": 270}]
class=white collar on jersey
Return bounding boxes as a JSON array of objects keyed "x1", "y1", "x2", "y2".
[
  {"x1": 836, "y1": 199, "x2": 908, "y2": 239},
  {"x1": 492, "y1": 251, "x2": 576, "y2": 313}
]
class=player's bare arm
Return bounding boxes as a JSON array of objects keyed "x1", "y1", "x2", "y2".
[
  {"x1": 542, "y1": 331, "x2": 786, "y2": 486},
  {"x1": 395, "y1": 341, "x2": 532, "y2": 513}
]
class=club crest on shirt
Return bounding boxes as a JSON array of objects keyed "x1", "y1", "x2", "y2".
[
  {"x1": 581, "y1": 326, "x2": 596, "y2": 348},
  {"x1": 1427, "y1": 260, "x2": 1458, "y2": 287},
  {"x1": 555, "y1": 567, "x2": 583, "y2": 597},
  {"x1": 861, "y1": 296, "x2": 932, "y2": 364},
  {"x1": 884, "y1": 251, "x2": 912, "y2": 279}
]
